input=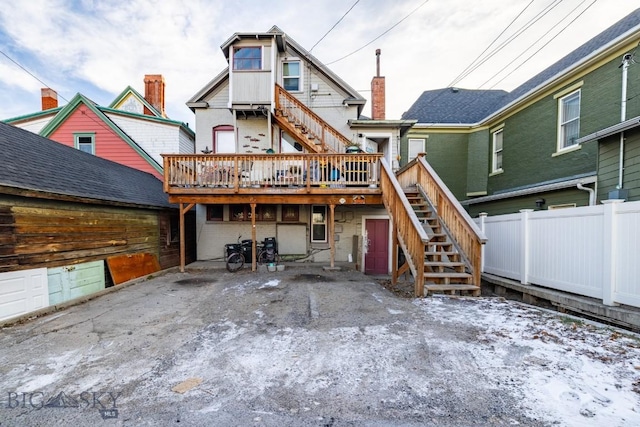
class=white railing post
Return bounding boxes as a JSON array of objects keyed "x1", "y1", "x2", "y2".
[
  {"x1": 479, "y1": 212, "x2": 488, "y2": 273},
  {"x1": 519, "y1": 209, "x2": 533, "y2": 284},
  {"x1": 602, "y1": 199, "x2": 623, "y2": 306}
]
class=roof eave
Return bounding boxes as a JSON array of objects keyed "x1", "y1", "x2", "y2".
[
  {"x1": 462, "y1": 174, "x2": 597, "y2": 205},
  {"x1": 577, "y1": 115, "x2": 640, "y2": 144}
]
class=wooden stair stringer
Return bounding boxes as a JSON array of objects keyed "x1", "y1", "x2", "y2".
[{"x1": 403, "y1": 185, "x2": 480, "y2": 296}]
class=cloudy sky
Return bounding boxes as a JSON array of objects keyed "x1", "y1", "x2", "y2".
[{"x1": 0, "y1": 0, "x2": 638, "y2": 127}]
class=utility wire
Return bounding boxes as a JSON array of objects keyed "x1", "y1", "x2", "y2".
[
  {"x1": 0, "y1": 50, "x2": 55, "y2": 93},
  {"x1": 325, "y1": 0, "x2": 430, "y2": 65},
  {"x1": 309, "y1": 0, "x2": 361, "y2": 52},
  {"x1": 486, "y1": 0, "x2": 598, "y2": 89},
  {"x1": 0, "y1": 48, "x2": 160, "y2": 166},
  {"x1": 449, "y1": 0, "x2": 564, "y2": 88}
]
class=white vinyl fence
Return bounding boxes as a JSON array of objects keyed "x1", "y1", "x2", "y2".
[{"x1": 476, "y1": 200, "x2": 640, "y2": 308}]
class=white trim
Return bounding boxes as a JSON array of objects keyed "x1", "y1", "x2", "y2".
[
  {"x1": 491, "y1": 128, "x2": 503, "y2": 173},
  {"x1": 557, "y1": 89, "x2": 581, "y2": 152},
  {"x1": 281, "y1": 57, "x2": 303, "y2": 92},
  {"x1": 553, "y1": 81, "x2": 584, "y2": 99},
  {"x1": 74, "y1": 132, "x2": 95, "y2": 155},
  {"x1": 552, "y1": 144, "x2": 582, "y2": 157}
]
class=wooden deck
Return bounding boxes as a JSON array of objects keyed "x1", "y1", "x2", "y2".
[{"x1": 162, "y1": 153, "x2": 384, "y2": 205}]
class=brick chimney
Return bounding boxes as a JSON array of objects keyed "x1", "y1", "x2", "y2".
[
  {"x1": 143, "y1": 74, "x2": 166, "y2": 117},
  {"x1": 41, "y1": 88, "x2": 58, "y2": 110},
  {"x1": 371, "y1": 49, "x2": 385, "y2": 120}
]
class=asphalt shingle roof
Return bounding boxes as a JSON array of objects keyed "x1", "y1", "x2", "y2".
[
  {"x1": 403, "y1": 8, "x2": 640, "y2": 124},
  {"x1": 0, "y1": 121, "x2": 174, "y2": 209},
  {"x1": 401, "y1": 88, "x2": 508, "y2": 124}
]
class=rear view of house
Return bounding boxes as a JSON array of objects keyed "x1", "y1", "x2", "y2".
[{"x1": 165, "y1": 26, "x2": 484, "y2": 297}]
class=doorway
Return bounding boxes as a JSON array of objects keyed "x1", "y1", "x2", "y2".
[{"x1": 363, "y1": 217, "x2": 389, "y2": 275}]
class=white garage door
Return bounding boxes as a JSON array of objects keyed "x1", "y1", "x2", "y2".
[{"x1": 0, "y1": 268, "x2": 49, "y2": 322}]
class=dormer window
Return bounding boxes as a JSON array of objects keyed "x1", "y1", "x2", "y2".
[{"x1": 233, "y1": 47, "x2": 262, "y2": 70}]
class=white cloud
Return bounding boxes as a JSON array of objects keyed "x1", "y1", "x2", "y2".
[{"x1": 0, "y1": 0, "x2": 638, "y2": 124}]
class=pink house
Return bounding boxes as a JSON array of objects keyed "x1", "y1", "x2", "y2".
[{"x1": 5, "y1": 75, "x2": 194, "y2": 180}]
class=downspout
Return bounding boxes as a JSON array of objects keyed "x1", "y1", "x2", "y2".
[
  {"x1": 617, "y1": 54, "x2": 631, "y2": 190},
  {"x1": 577, "y1": 182, "x2": 595, "y2": 206}
]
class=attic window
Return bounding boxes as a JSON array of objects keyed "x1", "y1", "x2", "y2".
[
  {"x1": 233, "y1": 47, "x2": 262, "y2": 70},
  {"x1": 74, "y1": 133, "x2": 95, "y2": 155}
]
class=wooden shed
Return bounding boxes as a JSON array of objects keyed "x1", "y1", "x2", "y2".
[{"x1": 0, "y1": 122, "x2": 195, "y2": 321}]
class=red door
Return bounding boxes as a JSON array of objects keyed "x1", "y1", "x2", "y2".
[{"x1": 364, "y1": 219, "x2": 389, "y2": 275}]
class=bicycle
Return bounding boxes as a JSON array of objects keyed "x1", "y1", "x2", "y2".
[
  {"x1": 257, "y1": 237, "x2": 280, "y2": 265},
  {"x1": 225, "y1": 236, "x2": 253, "y2": 272}
]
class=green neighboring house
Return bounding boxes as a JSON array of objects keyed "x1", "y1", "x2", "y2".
[{"x1": 401, "y1": 8, "x2": 640, "y2": 216}]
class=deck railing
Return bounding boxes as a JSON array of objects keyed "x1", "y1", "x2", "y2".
[
  {"x1": 162, "y1": 153, "x2": 382, "y2": 191},
  {"x1": 380, "y1": 158, "x2": 429, "y2": 296},
  {"x1": 275, "y1": 84, "x2": 352, "y2": 153},
  {"x1": 397, "y1": 155, "x2": 486, "y2": 286}
]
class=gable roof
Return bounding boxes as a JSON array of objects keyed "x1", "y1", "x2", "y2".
[
  {"x1": 404, "y1": 8, "x2": 640, "y2": 125},
  {"x1": 187, "y1": 25, "x2": 366, "y2": 112},
  {"x1": 0, "y1": 121, "x2": 173, "y2": 209},
  {"x1": 38, "y1": 93, "x2": 163, "y2": 173},
  {"x1": 109, "y1": 85, "x2": 163, "y2": 118}
]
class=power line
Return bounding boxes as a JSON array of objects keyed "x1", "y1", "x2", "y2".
[
  {"x1": 0, "y1": 47, "x2": 158, "y2": 163},
  {"x1": 486, "y1": 0, "x2": 599, "y2": 89},
  {"x1": 325, "y1": 0, "x2": 431, "y2": 66},
  {"x1": 448, "y1": 0, "x2": 539, "y2": 88},
  {"x1": 309, "y1": 0, "x2": 361, "y2": 53},
  {"x1": 0, "y1": 50, "x2": 56, "y2": 95}
]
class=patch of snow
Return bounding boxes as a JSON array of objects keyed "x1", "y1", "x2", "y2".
[
  {"x1": 259, "y1": 279, "x2": 280, "y2": 289},
  {"x1": 414, "y1": 297, "x2": 640, "y2": 426}
]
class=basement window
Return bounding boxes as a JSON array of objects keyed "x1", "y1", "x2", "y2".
[{"x1": 230, "y1": 204, "x2": 276, "y2": 221}]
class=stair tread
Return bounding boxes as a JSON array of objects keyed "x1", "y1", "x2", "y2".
[
  {"x1": 424, "y1": 272, "x2": 472, "y2": 278},
  {"x1": 424, "y1": 284, "x2": 480, "y2": 291},
  {"x1": 424, "y1": 261, "x2": 465, "y2": 266},
  {"x1": 425, "y1": 251, "x2": 459, "y2": 255}
]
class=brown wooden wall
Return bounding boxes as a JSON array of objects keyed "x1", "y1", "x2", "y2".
[
  {"x1": 157, "y1": 210, "x2": 196, "y2": 269},
  {"x1": 0, "y1": 195, "x2": 167, "y2": 273}
]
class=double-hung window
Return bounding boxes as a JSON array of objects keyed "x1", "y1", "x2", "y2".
[
  {"x1": 75, "y1": 133, "x2": 95, "y2": 155},
  {"x1": 558, "y1": 90, "x2": 581, "y2": 151},
  {"x1": 492, "y1": 129, "x2": 503, "y2": 173},
  {"x1": 311, "y1": 205, "x2": 327, "y2": 243},
  {"x1": 233, "y1": 47, "x2": 262, "y2": 70},
  {"x1": 282, "y1": 60, "x2": 301, "y2": 91}
]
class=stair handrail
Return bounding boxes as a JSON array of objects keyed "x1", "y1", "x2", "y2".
[
  {"x1": 379, "y1": 158, "x2": 429, "y2": 296},
  {"x1": 412, "y1": 154, "x2": 486, "y2": 286},
  {"x1": 275, "y1": 84, "x2": 351, "y2": 153}
]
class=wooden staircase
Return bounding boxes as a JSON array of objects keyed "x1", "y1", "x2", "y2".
[
  {"x1": 274, "y1": 84, "x2": 352, "y2": 154},
  {"x1": 404, "y1": 187, "x2": 480, "y2": 296}
]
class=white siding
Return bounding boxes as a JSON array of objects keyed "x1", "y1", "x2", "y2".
[
  {"x1": 106, "y1": 114, "x2": 184, "y2": 164},
  {"x1": 11, "y1": 116, "x2": 54, "y2": 134},
  {"x1": 178, "y1": 128, "x2": 195, "y2": 154}
]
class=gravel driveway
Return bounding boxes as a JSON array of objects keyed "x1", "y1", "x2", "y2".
[{"x1": 1, "y1": 265, "x2": 638, "y2": 426}]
